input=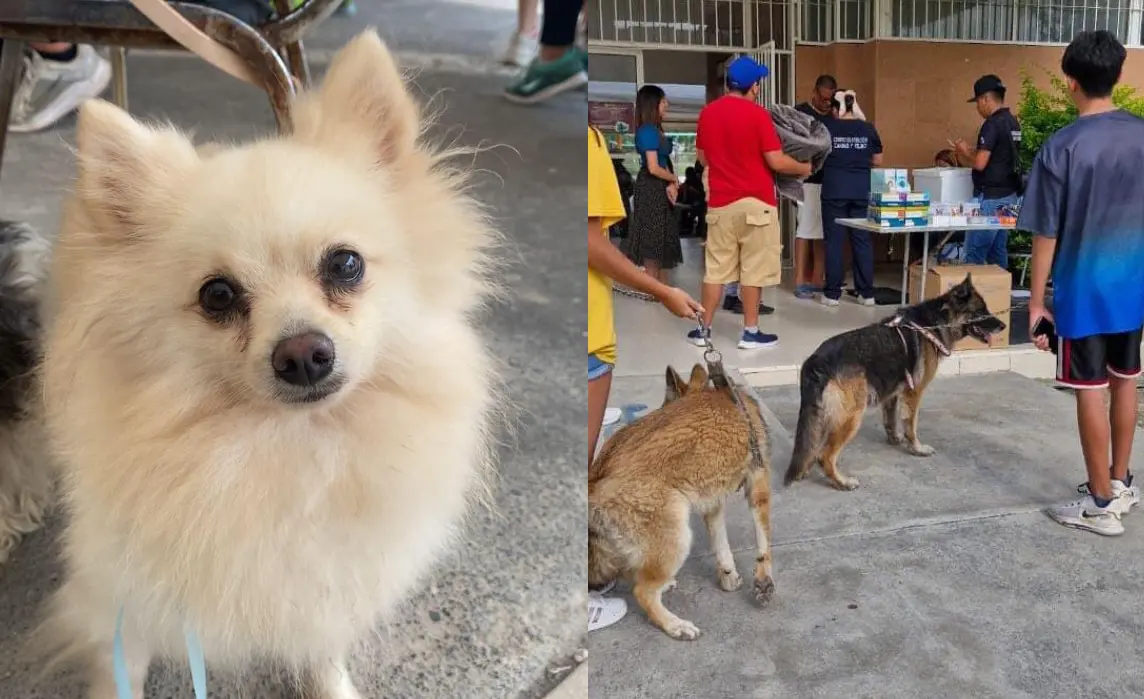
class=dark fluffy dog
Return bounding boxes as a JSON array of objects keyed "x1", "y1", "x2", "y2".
[
  {"x1": 0, "y1": 220, "x2": 49, "y2": 565},
  {"x1": 785, "y1": 275, "x2": 1005, "y2": 490}
]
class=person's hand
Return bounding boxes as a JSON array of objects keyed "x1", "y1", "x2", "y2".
[
  {"x1": 658, "y1": 286, "x2": 704, "y2": 319},
  {"x1": 950, "y1": 138, "x2": 971, "y2": 157},
  {"x1": 666, "y1": 182, "x2": 679, "y2": 204},
  {"x1": 1028, "y1": 303, "x2": 1054, "y2": 352},
  {"x1": 797, "y1": 161, "x2": 813, "y2": 178}
]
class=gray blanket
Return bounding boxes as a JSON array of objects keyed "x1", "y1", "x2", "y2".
[{"x1": 769, "y1": 103, "x2": 832, "y2": 204}]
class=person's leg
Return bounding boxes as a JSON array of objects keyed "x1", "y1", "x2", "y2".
[
  {"x1": 810, "y1": 239, "x2": 826, "y2": 290},
  {"x1": 794, "y1": 184, "x2": 822, "y2": 298},
  {"x1": 518, "y1": 0, "x2": 541, "y2": 35},
  {"x1": 978, "y1": 196, "x2": 1013, "y2": 268},
  {"x1": 1047, "y1": 335, "x2": 1124, "y2": 535},
  {"x1": 588, "y1": 354, "x2": 615, "y2": 468},
  {"x1": 30, "y1": 42, "x2": 74, "y2": 57},
  {"x1": 847, "y1": 201, "x2": 876, "y2": 304},
  {"x1": 504, "y1": 0, "x2": 586, "y2": 104},
  {"x1": 501, "y1": 0, "x2": 541, "y2": 66},
  {"x1": 962, "y1": 229, "x2": 994, "y2": 265},
  {"x1": 737, "y1": 200, "x2": 780, "y2": 349},
  {"x1": 586, "y1": 352, "x2": 627, "y2": 631},
  {"x1": 694, "y1": 204, "x2": 736, "y2": 339},
  {"x1": 793, "y1": 237, "x2": 809, "y2": 288},
  {"x1": 1106, "y1": 330, "x2": 1142, "y2": 506},
  {"x1": 739, "y1": 285, "x2": 761, "y2": 330},
  {"x1": 10, "y1": 43, "x2": 111, "y2": 134},
  {"x1": 820, "y1": 200, "x2": 846, "y2": 304}
]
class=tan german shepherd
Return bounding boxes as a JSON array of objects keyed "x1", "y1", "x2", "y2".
[{"x1": 588, "y1": 364, "x2": 774, "y2": 641}]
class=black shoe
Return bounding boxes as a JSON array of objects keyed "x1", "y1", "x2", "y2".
[{"x1": 722, "y1": 296, "x2": 775, "y2": 315}]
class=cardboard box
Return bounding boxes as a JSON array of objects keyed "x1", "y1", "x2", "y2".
[
  {"x1": 867, "y1": 217, "x2": 931, "y2": 228},
  {"x1": 870, "y1": 168, "x2": 910, "y2": 195},
  {"x1": 907, "y1": 263, "x2": 1012, "y2": 350},
  {"x1": 868, "y1": 205, "x2": 930, "y2": 222},
  {"x1": 870, "y1": 192, "x2": 930, "y2": 206}
]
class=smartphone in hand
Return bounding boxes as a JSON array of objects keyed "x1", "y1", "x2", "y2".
[{"x1": 1032, "y1": 316, "x2": 1059, "y2": 355}]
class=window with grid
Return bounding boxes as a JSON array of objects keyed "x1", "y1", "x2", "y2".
[
  {"x1": 889, "y1": 0, "x2": 1139, "y2": 43},
  {"x1": 800, "y1": 0, "x2": 874, "y2": 41}
]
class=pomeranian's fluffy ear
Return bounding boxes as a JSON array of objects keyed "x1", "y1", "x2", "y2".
[
  {"x1": 74, "y1": 100, "x2": 198, "y2": 239},
  {"x1": 292, "y1": 29, "x2": 420, "y2": 170}
]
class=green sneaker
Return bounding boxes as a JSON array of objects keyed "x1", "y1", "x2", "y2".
[{"x1": 503, "y1": 49, "x2": 588, "y2": 105}]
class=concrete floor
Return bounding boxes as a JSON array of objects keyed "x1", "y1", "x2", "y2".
[
  {"x1": 590, "y1": 371, "x2": 1144, "y2": 699},
  {"x1": 613, "y1": 237, "x2": 1060, "y2": 388},
  {"x1": 0, "y1": 3, "x2": 588, "y2": 698}
]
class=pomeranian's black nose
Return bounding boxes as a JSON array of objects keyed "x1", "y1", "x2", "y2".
[{"x1": 272, "y1": 332, "x2": 335, "y2": 386}]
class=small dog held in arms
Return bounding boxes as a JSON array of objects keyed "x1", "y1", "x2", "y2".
[
  {"x1": 785, "y1": 275, "x2": 1005, "y2": 491},
  {"x1": 588, "y1": 363, "x2": 774, "y2": 641},
  {"x1": 0, "y1": 220, "x2": 51, "y2": 567},
  {"x1": 37, "y1": 31, "x2": 498, "y2": 699}
]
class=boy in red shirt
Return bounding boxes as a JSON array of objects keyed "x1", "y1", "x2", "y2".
[{"x1": 690, "y1": 57, "x2": 811, "y2": 350}]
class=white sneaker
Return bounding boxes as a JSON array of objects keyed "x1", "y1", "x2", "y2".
[
  {"x1": 858, "y1": 296, "x2": 876, "y2": 307},
  {"x1": 1112, "y1": 480, "x2": 1140, "y2": 516},
  {"x1": 10, "y1": 45, "x2": 112, "y2": 133},
  {"x1": 1078, "y1": 480, "x2": 1140, "y2": 517},
  {"x1": 1046, "y1": 494, "x2": 1124, "y2": 536},
  {"x1": 819, "y1": 294, "x2": 840, "y2": 307},
  {"x1": 588, "y1": 592, "x2": 627, "y2": 632},
  {"x1": 500, "y1": 30, "x2": 538, "y2": 68}
]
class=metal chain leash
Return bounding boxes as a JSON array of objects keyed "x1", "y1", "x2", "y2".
[{"x1": 693, "y1": 314, "x2": 766, "y2": 468}]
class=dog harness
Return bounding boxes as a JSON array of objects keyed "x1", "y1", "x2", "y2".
[
  {"x1": 883, "y1": 315, "x2": 950, "y2": 391},
  {"x1": 114, "y1": 606, "x2": 208, "y2": 699}
]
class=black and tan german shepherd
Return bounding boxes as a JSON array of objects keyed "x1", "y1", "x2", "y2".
[{"x1": 784, "y1": 275, "x2": 1006, "y2": 490}]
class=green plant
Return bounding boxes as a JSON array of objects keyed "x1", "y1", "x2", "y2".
[{"x1": 1016, "y1": 71, "x2": 1144, "y2": 170}]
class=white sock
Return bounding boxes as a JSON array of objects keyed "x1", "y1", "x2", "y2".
[{"x1": 745, "y1": 326, "x2": 759, "y2": 334}]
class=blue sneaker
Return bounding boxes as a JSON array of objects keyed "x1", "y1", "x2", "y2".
[
  {"x1": 738, "y1": 330, "x2": 778, "y2": 350},
  {"x1": 686, "y1": 326, "x2": 711, "y2": 347},
  {"x1": 794, "y1": 283, "x2": 817, "y2": 299}
]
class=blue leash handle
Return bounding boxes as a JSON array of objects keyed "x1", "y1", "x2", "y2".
[{"x1": 114, "y1": 606, "x2": 208, "y2": 699}]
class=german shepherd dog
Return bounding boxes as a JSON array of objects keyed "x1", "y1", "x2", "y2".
[
  {"x1": 588, "y1": 364, "x2": 773, "y2": 641},
  {"x1": 785, "y1": 275, "x2": 1005, "y2": 491}
]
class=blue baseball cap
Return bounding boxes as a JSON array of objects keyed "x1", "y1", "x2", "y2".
[{"x1": 726, "y1": 56, "x2": 769, "y2": 91}]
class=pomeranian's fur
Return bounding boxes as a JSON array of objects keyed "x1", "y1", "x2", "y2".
[
  {"x1": 0, "y1": 220, "x2": 50, "y2": 567},
  {"x1": 38, "y1": 31, "x2": 498, "y2": 699}
]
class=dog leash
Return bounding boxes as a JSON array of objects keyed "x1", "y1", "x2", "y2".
[
  {"x1": 126, "y1": 0, "x2": 259, "y2": 87},
  {"x1": 692, "y1": 315, "x2": 765, "y2": 467},
  {"x1": 114, "y1": 606, "x2": 208, "y2": 699}
]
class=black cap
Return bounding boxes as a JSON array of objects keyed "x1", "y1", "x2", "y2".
[{"x1": 969, "y1": 74, "x2": 1006, "y2": 102}]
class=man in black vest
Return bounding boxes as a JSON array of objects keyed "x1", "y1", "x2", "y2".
[{"x1": 953, "y1": 74, "x2": 1023, "y2": 268}]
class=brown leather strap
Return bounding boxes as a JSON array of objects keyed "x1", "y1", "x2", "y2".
[{"x1": 126, "y1": 0, "x2": 258, "y2": 86}]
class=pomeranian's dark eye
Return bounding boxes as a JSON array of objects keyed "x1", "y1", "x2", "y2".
[
  {"x1": 323, "y1": 249, "x2": 364, "y2": 286},
  {"x1": 199, "y1": 278, "x2": 238, "y2": 314}
]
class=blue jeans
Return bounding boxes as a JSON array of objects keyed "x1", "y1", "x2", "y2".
[{"x1": 965, "y1": 194, "x2": 1020, "y2": 268}]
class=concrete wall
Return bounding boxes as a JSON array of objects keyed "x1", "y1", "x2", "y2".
[{"x1": 795, "y1": 41, "x2": 1144, "y2": 168}]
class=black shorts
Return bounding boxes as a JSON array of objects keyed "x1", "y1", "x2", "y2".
[{"x1": 1057, "y1": 328, "x2": 1144, "y2": 389}]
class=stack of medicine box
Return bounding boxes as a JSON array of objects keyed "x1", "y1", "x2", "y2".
[{"x1": 867, "y1": 168, "x2": 931, "y2": 228}]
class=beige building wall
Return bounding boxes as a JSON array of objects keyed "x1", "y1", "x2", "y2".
[{"x1": 795, "y1": 42, "x2": 1144, "y2": 168}]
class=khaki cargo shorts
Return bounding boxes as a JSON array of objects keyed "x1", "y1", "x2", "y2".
[{"x1": 703, "y1": 198, "x2": 781, "y2": 288}]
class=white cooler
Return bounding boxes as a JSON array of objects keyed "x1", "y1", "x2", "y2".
[{"x1": 913, "y1": 167, "x2": 974, "y2": 203}]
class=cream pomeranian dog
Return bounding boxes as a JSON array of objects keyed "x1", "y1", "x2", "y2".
[{"x1": 37, "y1": 31, "x2": 498, "y2": 699}]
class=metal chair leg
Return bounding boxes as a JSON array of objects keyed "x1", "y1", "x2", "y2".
[
  {"x1": 0, "y1": 40, "x2": 27, "y2": 190},
  {"x1": 110, "y1": 46, "x2": 129, "y2": 110}
]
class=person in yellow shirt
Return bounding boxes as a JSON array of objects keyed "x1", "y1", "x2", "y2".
[{"x1": 588, "y1": 126, "x2": 703, "y2": 632}]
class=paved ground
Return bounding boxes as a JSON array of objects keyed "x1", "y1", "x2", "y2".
[
  {"x1": 591, "y1": 370, "x2": 1144, "y2": 699},
  {"x1": 0, "y1": 4, "x2": 588, "y2": 698}
]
